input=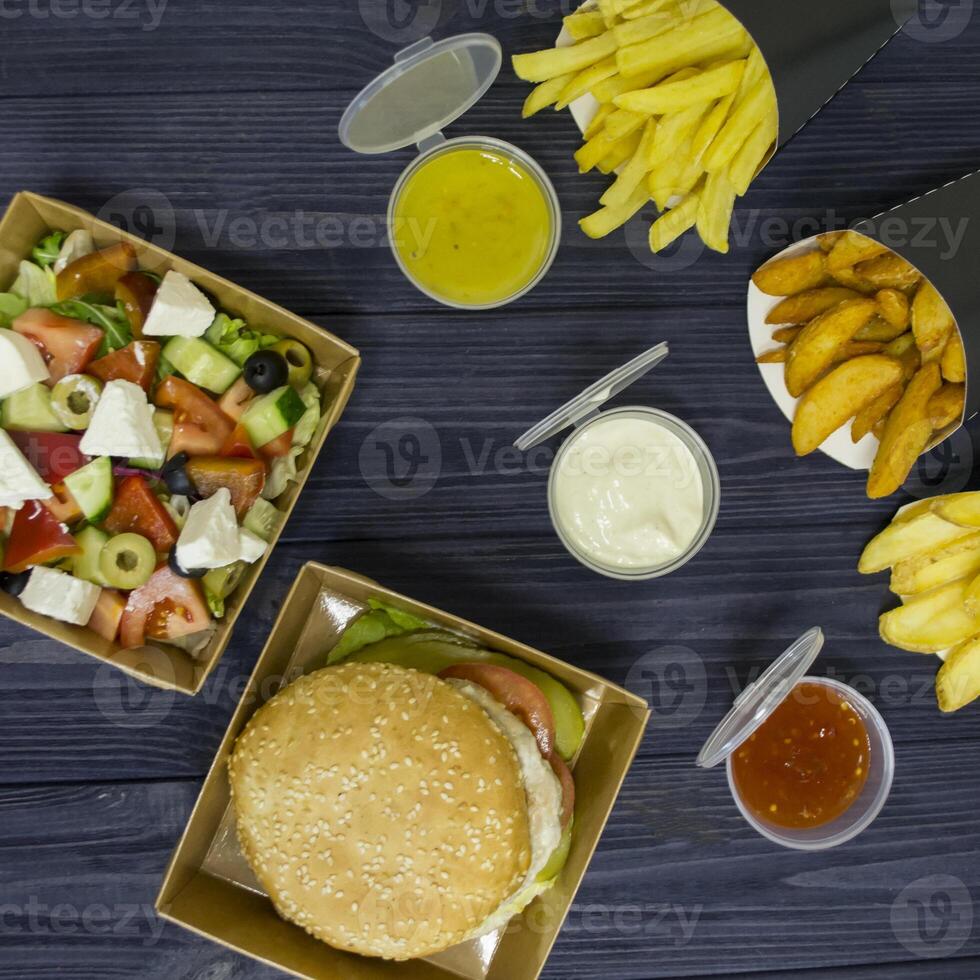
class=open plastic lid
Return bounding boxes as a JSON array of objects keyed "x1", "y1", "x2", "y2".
[
  {"x1": 696, "y1": 627, "x2": 824, "y2": 769},
  {"x1": 514, "y1": 342, "x2": 670, "y2": 451},
  {"x1": 338, "y1": 33, "x2": 503, "y2": 155}
]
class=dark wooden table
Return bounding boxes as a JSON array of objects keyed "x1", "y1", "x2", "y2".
[{"x1": 2, "y1": 2, "x2": 979, "y2": 978}]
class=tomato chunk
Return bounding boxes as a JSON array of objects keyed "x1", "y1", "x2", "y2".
[
  {"x1": 56, "y1": 241, "x2": 138, "y2": 301},
  {"x1": 103, "y1": 475, "x2": 177, "y2": 552},
  {"x1": 12, "y1": 308, "x2": 104, "y2": 384},
  {"x1": 439, "y1": 663, "x2": 557, "y2": 760},
  {"x1": 88, "y1": 340, "x2": 160, "y2": 392},
  {"x1": 257, "y1": 428, "x2": 294, "y2": 459},
  {"x1": 87, "y1": 589, "x2": 126, "y2": 643},
  {"x1": 8, "y1": 432, "x2": 88, "y2": 481},
  {"x1": 119, "y1": 566, "x2": 211, "y2": 648},
  {"x1": 185, "y1": 457, "x2": 265, "y2": 518},
  {"x1": 219, "y1": 422, "x2": 257, "y2": 460},
  {"x1": 155, "y1": 376, "x2": 233, "y2": 445},
  {"x1": 4, "y1": 500, "x2": 80, "y2": 573},
  {"x1": 114, "y1": 271, "x2": 157, "y2": 337}
]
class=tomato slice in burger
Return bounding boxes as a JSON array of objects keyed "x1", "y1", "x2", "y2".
[
  {"x1": 104, "y1": 475, "x2": 178, "y2": 552},
  {"x1": 548, "y1": 753, "x2": 576, "y2": 830},
  {"x1": 4, "y1": 500, "x2": 81, "y2": 573},
  {"x1": 12, "y1": 308, "x2": 104, "y2": 383},
  {"x1": 439, "y1": 663, "x2": 557, "y2": 760},
  {"x1": 119, "y1": 566, "x2": 211, "y2": 648},
  {"x1": 88, "y1": 340, "x2": 160, "y2": 393}
]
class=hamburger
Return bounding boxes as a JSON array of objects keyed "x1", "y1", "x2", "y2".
[{"x1": 229, "y1": 656, "x2": 577, "y2": 961}]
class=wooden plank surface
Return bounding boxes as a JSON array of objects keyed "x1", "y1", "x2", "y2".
[{"x1": 1, "y1": 1, "x2": 979, "y2": 977}]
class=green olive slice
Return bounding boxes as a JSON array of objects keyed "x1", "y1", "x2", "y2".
[
  {"x1": 270, "y1": 339, "x2": 313, "y2": 387},
  {"x1": 99, "y1": 533, "x2": 156, "y2": 591},
  {"x1": 51, "y1": 374, "x2": 103, "y2": 430}
]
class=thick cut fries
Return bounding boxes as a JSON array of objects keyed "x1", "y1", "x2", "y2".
[
  {"x1": 649, "y1": 192, "x2": 699, "y2": 251},
  {"x1": 695, "y1": 169, "x2": 735, "y2": 253},
  {"x1": 879, "y1": 577, "x2": 980, "y2": 653},
  {"x1": 866, "y1": 363, "x2": 942, "y2": 499},
  {"x1": 729, "y1": 110, "x2": 777, "y2": 195},
  {"x1": 615, "y1": 59, "x2": 745, "y2": 114},
  {"x1": 523, "y1": 72, "x2": 576, "y2": 117},
  {"x1": 890, "y1": 532, "x2": 980, "y2": 597},
  {"x1": 859, "y1": 509, "x2": 975, "y2": 573},
  {"x1": 791, "y1": 355, "x2": 902, "y2": 456},
  {"x1": 936, "y1": 636, "x2": 980, "y2": 712},
  {"x1": 580, "y1": 181, "x2": 649, "y2": 238},
  {"x1": 513, "y1": 32, "x2": 618, "y2": 83}
]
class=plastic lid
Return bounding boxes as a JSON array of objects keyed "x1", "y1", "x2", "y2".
[
  {"x1": 338, "y1": 33, "x2": 503, "y2": 155},
  {"x1": 514, "y1": 342, "x2": 670, "y2": 451},
  {"x1": 696, "y1": 627, "x2": 824, "y2": 769}
]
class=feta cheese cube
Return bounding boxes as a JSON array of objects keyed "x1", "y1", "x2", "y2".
[
  {"x1": 141, "y1": 270, "x2": 215, "y2": 338},
  {"x1": 20, "y1": 566, "x2": 101, "y2": 626},
  {"x1": 176, "y1": 488, "x2": 241, "y2": 570},
  {"x1": 0, "y1": 429, "x2": 50, "y2": 509},
  {"x1": 237, "y1": 527, "x2": 267, "y2": 564},
  {"x1": 0, "y1": 328, "x2": 50, "y2": 398},
  {"x1": 80, "y1": 379, "x2": 163, "y2": 459}
]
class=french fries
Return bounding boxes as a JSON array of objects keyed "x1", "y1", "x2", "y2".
[
  {"x1": 860, "y1": 495, "x2": 980, "y2": 713},
  {"x1": 791, "y1": 355, "x2": 902, "y2": 456},
  {"x1": 753, "y1": 232, "x2": 964, "y2": 498},
  {"x1": 513, "y1": 0, "x2": 778, "y2": 254}
]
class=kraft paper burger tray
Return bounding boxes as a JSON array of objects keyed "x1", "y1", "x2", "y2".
[
  {"x1": 0, "y1": 192, "x2": 360, "y2": 695},
  {"x1": 748, "y1": 168, "x2": 980, "y2": 471},
  {"x1": 157, "y1": 563, "x2": 650, "y2": 980},
  {"x1": 567, "y1": 0, "x2": 916, "y2": 173}
]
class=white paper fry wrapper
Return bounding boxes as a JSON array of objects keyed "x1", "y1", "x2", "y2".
[{"x1": 746, "y1": 236, "x2": 880, "y2": 471}]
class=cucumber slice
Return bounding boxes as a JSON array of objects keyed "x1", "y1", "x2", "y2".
[
  {"x1": 2, "y1": 382, "x2": 68, "y2": 432},
  {"x1": 63, "y1": 456, "x2": 114, "y2": 522},
  {"x1": 129, "y1": 409, "x2": 174, "y2": 470},
  {"x1": 72, "y1": 525, "x2": 109, "y2": 586},
  {"x1": 240, "y1": 385, "x2": 305, "y2": 448},
  {"x1": 243, "y1": 498, "x2": 281, "y2": 541},
  {"x1": 163, "y1": 336, "x2": 241, "y2": 395}
]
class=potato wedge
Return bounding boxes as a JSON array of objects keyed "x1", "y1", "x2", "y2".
[
  {"x1": 791, "y1": 354, "x2": 902, "y2": 456},
  {"x1": 941, "y1": 331, "x2": 966, "y2": 383},
  {"x1": 859, "y1": 507, "x2": 975, "y2": 572},
  {"x1": 772, "y1": 325, "x2": 801, "y2": 344},
  {"x1": 785, "y1": 297, "x2": 878, "y2": 397},
  {"x1": 866, "y1": 363, "x2": 942, "y2": 499},
  {"x1": 929, "y1": 382, "x2": 965, "y2": 431},
  {"x1": 911, "y1": 280, "x2": 955, "y2": 354},
  {"x1": 854, "y1": 253, "x2": 921, "y2": 291},
  {"x1": 752, "y1": 250, "x2": 827, "y2": 296},
  {"x1": 851, "y1": 383, "x2": 903, "y2": 443},
  {"x1": 764, "y1": 287, "x2": 859, "y2": 325},
  {"x1": 756, "y1": 347, "x2": 787, "y2": 364},
  {"x1": 818, "y1": 231, "x2": 845, "y2": 252},
  {"x1": 876, "y1": 288, "x2": 910, "y2": 330},
  {"x1": 828, "y1": 265, "x2": 877, "y2": 294},
  {"x1": 854, "y1": 315, "x2": 908, "y2": 343},
  {"x1": 879, "y1": 577, "x2": 980, "y2": 653},
  {"x1": 936, "y1": 635, "x2": 980, "y2": 712},
  {"x1": 826, "y1": 230, "x2": 888, "y2": 271},
  {"x1": 890, "y1": 531, "x2": 980, "y2": 596},
  {"x1": 935, "y1": 492, "x2": 980, "y2": 529}
]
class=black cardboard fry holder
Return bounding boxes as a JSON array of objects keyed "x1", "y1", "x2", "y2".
[{"x1": 748, "y1": 169, "x2": 979, "y2": 470}]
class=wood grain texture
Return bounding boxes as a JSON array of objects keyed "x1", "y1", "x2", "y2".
[{"x1": 1, "y1": 0, "x2": 979, "y2": 977}]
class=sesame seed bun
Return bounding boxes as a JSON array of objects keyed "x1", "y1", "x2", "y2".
[{"x1": 228, "y1": 661, "x2": 534, "y2": 961}]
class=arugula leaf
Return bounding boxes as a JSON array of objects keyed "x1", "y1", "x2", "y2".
[
  {"x1": 32, "y1": 231, "x2": 66, "y2": 269},
  {"x1": 49, "y1": 298, "x2": 132, "y2": 353}
]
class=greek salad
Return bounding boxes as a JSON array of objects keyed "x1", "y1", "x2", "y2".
[{"x1": 0, "y1": 230, "x2": 323, "y2": 653}]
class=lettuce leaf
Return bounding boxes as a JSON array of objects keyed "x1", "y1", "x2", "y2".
[
  {"x1": 291, "y1": 382, "x2": 321, "y2": 448},
  {"x1": 0, "y1": 292, "x2": 28, "y2": 328},
  {"x1": 32, "y1": 231, "x2": 66, "y2": 269},
  {"x1": 205, "y1": 313, "x2": 277, "y2": 367},
  {"x1": 11, "y1": 261, "x2": 57, "y2": 305},
  {"x1": 327, "y1": 600, "x2": 430, "y2": 664}
]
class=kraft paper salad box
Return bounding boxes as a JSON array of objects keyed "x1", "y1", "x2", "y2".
[
  {"x1": 0, "y1": 192, "x2": 360, "y2": 695},
  {"x1": 748, "y1": 169, "x2": 978, "y2": 471},
  {"x1": 156, "y1": 562, "x2": 650, "y2": 980}
]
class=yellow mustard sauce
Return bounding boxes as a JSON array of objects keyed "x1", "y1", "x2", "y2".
[{"x1": 392, "y1": 146, "x2": 553, "y2": 306}]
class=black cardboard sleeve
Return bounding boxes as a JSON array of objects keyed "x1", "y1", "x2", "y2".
[
  {"x1": 855, "y1": 169, "x2": 980, "y2": 419},
  {"x1": 723, "y1": 0, "x2": 915, "y2": 146}
]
